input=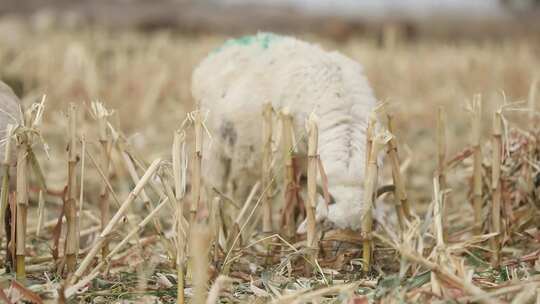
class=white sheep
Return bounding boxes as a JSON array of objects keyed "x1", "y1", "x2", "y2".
[
  {"x1": 0, "y1": 81, "x2": 23, "y2": 183},
  {"x1": 192, "y1": 33, "x2": 379, "y2": 231},
  {"x1": 0, "y1": 80, "x2": 22, "y2": 194}
]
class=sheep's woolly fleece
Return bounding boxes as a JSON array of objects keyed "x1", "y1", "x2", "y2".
[
  {"x1": 192, "y1": 33, "x2": 380, "y2": 230},
  {"x1": 0, "y1": 81, "x2": 23, "y2": 164}
]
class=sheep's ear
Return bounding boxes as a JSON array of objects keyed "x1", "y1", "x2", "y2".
[{"x1": 376, "y1": 184, "x2": 395, "y2": 198}]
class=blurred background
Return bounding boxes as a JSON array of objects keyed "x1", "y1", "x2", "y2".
[
  {"x1": 1, "y1": 0, "x2": 540, "y2": 38},
  {"x1": 0, "y1": 0, "x2": 539, "y2": 204}
]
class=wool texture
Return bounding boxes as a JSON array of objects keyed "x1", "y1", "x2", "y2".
[{"x1": 192, "y1": 33, "x2": 378, "y2": 230}]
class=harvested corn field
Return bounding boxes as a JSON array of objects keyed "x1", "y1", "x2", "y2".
[{"x1": 0, "y1": 16, "x2": 539, "y2": 303}]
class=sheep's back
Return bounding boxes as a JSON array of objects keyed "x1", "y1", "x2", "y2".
[
  {"x1": 192, "y1": 34, "x2": 377, "y2": 208},
  {"x1": 192, "y1": 33, "x2": 371, "y2": 126}
]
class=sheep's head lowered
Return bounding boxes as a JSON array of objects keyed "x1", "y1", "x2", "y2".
[{"x1": 192, "y1": 33, "x2": 383, "y2": 231}]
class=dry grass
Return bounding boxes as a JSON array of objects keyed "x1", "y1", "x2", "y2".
[{"x1": 0, "y1": 18, "x2": 539, "y2": 303}]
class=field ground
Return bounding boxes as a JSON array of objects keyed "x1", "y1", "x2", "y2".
[{"x1": 0, "y1": 18, "x2": 539, "y2": 303}]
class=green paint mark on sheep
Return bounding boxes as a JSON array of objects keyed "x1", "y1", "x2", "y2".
[{"x1": 211, "y1": 33, "x2": 281, "y2": 55}]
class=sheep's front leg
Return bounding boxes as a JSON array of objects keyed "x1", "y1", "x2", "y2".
[
  {"x1": 228, "y1": 146, "x2": 261, "y2": 204},
  {"x1": 202, "y1": 141, "x2": 231, "y2": 198}
]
